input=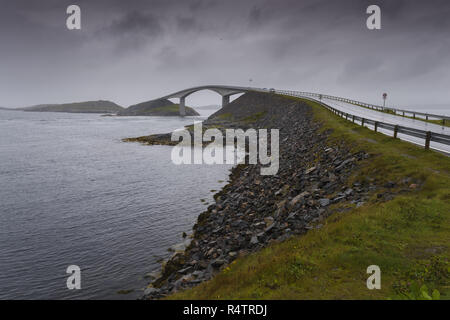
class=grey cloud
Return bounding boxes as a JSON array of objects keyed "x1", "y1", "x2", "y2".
[
  {"x1": 102, "y1": 10, "x2": 163, "y2": 37},
  {"x1": 248, "y1": 6, "x2": 263, "y2": 27},
  {"x1": 1, "y1": 0, "x2": 450, "y2": 108},
  {"x1": 176, "y1": 16, "x2": 203, "y2": 33},
  {"x1": 188, "y1": 0, "x2": 218, "y2": 12}
]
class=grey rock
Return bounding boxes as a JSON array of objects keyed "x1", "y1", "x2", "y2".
[
  {"x1": 305, "y1": 167, "x2": 316, "y2": 174},
  {"x1": 332, "y1": 196, "x2": 345, "y2": 203},
  {"x1": 192, "y1": 270, "x2": 204, "y2": 278},
  {"x1": 319, "y1": 198, "x2": 330, "y2": 207},
  {"x1": 264, "y1": 216, "x2": 274, "y2": 227},
  {"x1": 144, "y1": 287, "x2": 159, "y2": 296},
  {"x1": 290, "y1": 191, "x2": 309, "y2": 206},
  {"x1": 177, "y1": 266, "x2": 193, "y2": 275},
  {"x1": 287, "y1": 212, "x2": 297, "y2": 220},
  {"x1": 211, "y1": 259, "x2": 226, "y2": 269},
  {"x1": 264, "y1": 222, "x2": 276, "y2": 233},
  {"x1": 344, "y1": 188, "x2": 353, "y2": 196},
  {"x1": 336, "y1": 158, "x2": 355, "y2": 171}
]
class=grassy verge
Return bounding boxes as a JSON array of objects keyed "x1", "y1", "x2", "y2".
[{"x1": 168, "y1": 97, "x2": 450, "y2": 300}]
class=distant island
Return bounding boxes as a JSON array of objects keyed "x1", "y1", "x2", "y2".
[
  {"x1": 11, "y1": 98, "x2": 200, "y2": 116},
  {"x1": 117, "y1": 99, "x2": 199, "y2": 116},
  {"x1": 21, "y1": 100, "x2": 124, "y2": 114}
]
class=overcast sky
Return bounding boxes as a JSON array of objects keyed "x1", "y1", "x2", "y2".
[{"x1": 1, "y1": 0, "x2": 449, "y2": 109}]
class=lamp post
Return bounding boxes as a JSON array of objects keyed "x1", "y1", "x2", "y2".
[{"x1": 382, "y1": 93, "x2": 387, "y2": 108}]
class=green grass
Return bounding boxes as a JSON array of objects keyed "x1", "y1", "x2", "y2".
[
  {"x1": 151, "y1": 104, "x2": 180, "y2": 112},
  {"x1": 152, "y1": 104, "x2": 192, "y2": 114},
  {"x1": 168, "y1": 97, "x2": 450, "y2": 300},
  {"x1": 216, "y1": 113, "x2": 233, "y2": 120},
  {"x1": 133, "y1": 104, "x2": 198, "y2": 116}
]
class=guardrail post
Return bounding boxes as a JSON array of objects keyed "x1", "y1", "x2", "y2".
[
  {"x1": 426, "y1": 115, "x2": 429, "y2": 121},
  {"x1": 394, "y1": 125, "x2": 399, "y2": 138},
  {"x1": 352, "y1": 115, "x2": 355, "y2": 123},
  {"x1": 413, "y1": 113, "x2": 416, "y2": 119},
  {"x1": 374, "y1": 121, "x2": 378, "y2": 132},
  {"x1": 402, "y1": 111, "x2": 405, "y2": 117},
  {"x1": 425, "y1": 131, "x2": 431, "y2": 150},
  {"x1": 361, "y1": 118, "x2": 365, "y2": 127}
]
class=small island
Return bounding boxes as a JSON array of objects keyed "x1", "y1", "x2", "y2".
[
  {"x1": 117, "y1": 99, "x2": 199, "y2": 116},
  {"x1": 21, "y1": 100, "x2": 124, "y2": 114}
]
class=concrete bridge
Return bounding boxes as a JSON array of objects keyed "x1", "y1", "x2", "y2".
[{"x1": 159, "y1": 85, "x2": 266, "y2": 116}]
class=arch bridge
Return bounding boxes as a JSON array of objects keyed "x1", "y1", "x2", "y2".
[{"x1": 159, "y1": 85, "x2": 266, "y2": 116}]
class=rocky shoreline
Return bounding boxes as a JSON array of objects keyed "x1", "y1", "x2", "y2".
[{"x1": 135, "y1": 93, "x2": 379, "y2": 299}]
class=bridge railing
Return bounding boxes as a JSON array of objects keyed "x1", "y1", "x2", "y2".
[
  {"x1": 272, "y1": 89, "x2": 450, "y2": 125},
  {"x1": 272, "y1": 90, "x2": 450, "y2": 151}
]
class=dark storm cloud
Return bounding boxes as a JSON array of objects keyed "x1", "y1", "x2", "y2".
[
  {"x1": 104, "y1": 11, "x2": 163, "y2": 37},
  {"x1": 176, "y1": 16, "x2": 203, "y2": 33},
  {"x1": 248, "y1": 6, "x2": 263, "y2": 27},
  {"x1": 95, "y1": 9, "x2": 164, "y2": 51},
  {"x1": 188, "y1": 0, "x2": 217, "y2": 11},
  {"x1": 1, "y1": 0, "x2": 449, "y2": 108}
]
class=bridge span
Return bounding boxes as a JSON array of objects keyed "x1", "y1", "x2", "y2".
[{"x1": 159, "y1": 85, "x2": 265, "y2": 116}]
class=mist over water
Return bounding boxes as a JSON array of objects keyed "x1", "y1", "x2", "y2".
[{"x1": 0, "y1": 107, "x2": 231, "y2": 299}]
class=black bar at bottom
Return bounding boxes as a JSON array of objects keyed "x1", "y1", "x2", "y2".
[{"x1": 1, "y1": 300, "x2": 446, "y2": 318}]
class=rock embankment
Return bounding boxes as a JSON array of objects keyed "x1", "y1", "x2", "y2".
[{"x1": 142, "y1": 92, "x2": 376, "y2": 299}]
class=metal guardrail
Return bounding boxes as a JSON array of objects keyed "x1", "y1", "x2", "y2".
[
  {"x1": 273, "y1": 90, "x2": 450, "y2": 151},
  {"x1": 274, "y1": 90, "x2": 450, "y2": 125}
]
